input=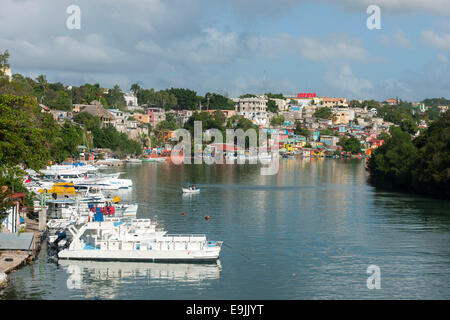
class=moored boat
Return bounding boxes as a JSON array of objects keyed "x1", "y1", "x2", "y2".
[
  {"x1": 57, "y1": 219, "x2": 222, "y2": 262},
  {"x1": 182, "y1": 186, "x2": 200, "y2": 193}
]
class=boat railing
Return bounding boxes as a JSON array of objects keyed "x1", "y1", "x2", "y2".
[
  {"x1": 162, "y1": 234, "x2": 207, "y2": 242},
  {"x1": 164, "y1": 234, "x2": 206, "y2": 237}
]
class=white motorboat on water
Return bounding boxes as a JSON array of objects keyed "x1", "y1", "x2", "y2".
[
  {"x1": 45, "y1": 187, "x2": 138, "y2": 235},
  {"x1": 49, "y1": 217, "x2": 165, "y2": 244},
  {"x1": 25, "y1": 168, "x2": 132, "y2": 191},
  {"x1": 182, "y1": 186, "x2": 200, "y2": 193},
  {"x1": 57, "y1": 218, "x2": 222, "y2": 262}
]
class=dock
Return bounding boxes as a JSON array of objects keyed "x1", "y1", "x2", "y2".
[{"x1": 0, "y1": 217, "x2": 43, "y2": 282}]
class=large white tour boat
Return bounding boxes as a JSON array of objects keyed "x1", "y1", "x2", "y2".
[{"x1": 57, "y1": 219, "x2": 223, "y2": 262}]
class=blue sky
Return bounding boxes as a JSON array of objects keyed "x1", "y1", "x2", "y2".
[{"x1": 1, "y1": 0, "x2": 450, "y2": 101}]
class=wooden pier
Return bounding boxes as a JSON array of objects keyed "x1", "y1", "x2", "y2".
[{"x1": 0, "y1": 217, "x2": 43, "y2": 279}]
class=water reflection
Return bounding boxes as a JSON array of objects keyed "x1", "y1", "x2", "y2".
[{"x1": 57, "y1": 260, "x2": 222, "y2": 299}]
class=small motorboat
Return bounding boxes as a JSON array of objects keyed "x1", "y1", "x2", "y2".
[{"x1": 182, "y1": 186, "x2": 200, "y2": 193}]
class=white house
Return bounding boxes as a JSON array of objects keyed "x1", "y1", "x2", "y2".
[
  {"x1": 234, "y1": 97, "x2": 269, "y2": 126},
  {"x1": 124, "y1": 92, "x2": 139, "y2": 110}
]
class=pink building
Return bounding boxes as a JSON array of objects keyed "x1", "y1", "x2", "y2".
[{"x1": 147, "y1": 107, "x2": 166, "y2": 127}]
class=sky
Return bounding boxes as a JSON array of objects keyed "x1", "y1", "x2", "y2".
[{"x1": 1, "y1": 0, "x2": 450, "y2": 101}]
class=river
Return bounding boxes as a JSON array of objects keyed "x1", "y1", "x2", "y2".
[{"x1": 1, "y1": 158, "x2": 449, "y2": 299}]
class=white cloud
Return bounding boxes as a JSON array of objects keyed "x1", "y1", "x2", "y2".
[
  {"x1": 325, "y1": 63, "x2": 374, "y2": 98},
  {"x1": 249, "y1": 33, "x2": 369, "y2": 62},
  {"x1": 0, "y1": 0, "x2": 448, "y2": 100},
  {"x1": 437, "y1": 53, "x2": 448, "y2": 63},
  {"x1": 136, "y1": 40, "x2": 164, "y2": 55},
  {"x1": 136, "y1": 28, "x2": 241, "y2": 65},
  {"x1": 421, "y1": 30, "x2": 450, "y2": 51},
  {"x1": 380, "y1": 30, "x2": 413, "y2": 48},
  {"x1": 299, "y1": 35, "x2": 369, "y2": 62},
  {"x1": 323, "y1": 0, "x2": 450, "y2": 16},
  {"x1": 226, "y1": 0, "x2": 450, "y2": 17},
  {"x1": 0, "y1": 34, "x2": 126, "y2": 71},
  {"x1": 229, "y1": 74, "x2": 297, "y2": 96}
]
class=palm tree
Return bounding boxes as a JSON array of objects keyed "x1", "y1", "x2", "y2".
[
  {"x1": 130, "y1": 83, "x2": 141, "y2": 95},
  {"x1": 36, "y1": 74, "x2": 49, "y2": 104}
]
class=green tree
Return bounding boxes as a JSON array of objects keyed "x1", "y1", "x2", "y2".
[
  {"x1": 363, "y1": 99, "x2": 379, "y2": 109},
  {"x1": 130, "y1": 83, "x2": 141, "y2": 95},
  {"x1": 35, "y1": 74, "x2": 49, "y2": 104},
  {"x1": 319, "y1": 128, "x2": 336, "y2": 136},
  {"x1": 53, "y1": 121, "x2": 83, "y2": 162},
  {"x1": 409, "y1": 111, "x2": 450, "y2": 196},
  {"x1": 0, "y1": 74, "x2": 34, "y2": 96},
  {"x1": 0, "y1": 49, "x2": 10, "y2": 74},
  {"x1": 422, "y1": 97, "x2": 450, "y2": 107},
  {"x1": 368, "y1": 127, "x2": 419, "y2": 192},
  {"x1": 0, "y1": 95, "x2": 60, "y2": 220},
  {"x1": 339, "y1": 136, "x2": 362, "y2": 154},
  {"x1": 349, "y1": 100, "x2": 362, "y2": 108},
  {"x1": 270, "y1": 114, "x2": 285, "y2": 126},
  {"x1": 105, "y1": 85, "x2": 126, "y2": 111},
  {"x1": 0, "y1": 95, "x2": 53, "y2": 170},
  {"x1": 73, "y1": 112, "x2": 102, "y2": 130},
  {"x1": 314, "y1": 107, "x2": 333, "y2": 119},
  {"x1": 156, "y1": 113, "x2": 178, "y2": 131},
  {"x1": 267, "y1": 99, "x2": 278, "y2": 113},
  {"x1": 294, "y1": 121, "x2": 311, "y2": 137},
  {"x1": 137, "y1": 88, "x2": 178, "y2": 110},
  {"x1": 400, "y1": 119, "x2": 418, "y2": 135},
  {"x1": 166, "y1": 88, "x2": 198, "y2": 109},
  {"x1": 239, "y1": 93, "x2": 257, "y2": 98},
  {"x1": 91, "y1": 125, "x2": 141, "y2": 156},
  {"x1": 265, "y1": 92, "x2": 285, "y2": 100},
  {"x1": 202, "y1": 93, "x2": 235, "y2": 110},
  {"x1": 424, "y1": 106, "x2": 441, "y2": 121}
]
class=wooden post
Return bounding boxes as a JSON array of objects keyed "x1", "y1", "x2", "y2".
[
  {"x1": 39, "y1": 206, "x2": 46, "y2": 232},
  {"x1": 39, "y1": 191, "x2": 47, "y2": 232}
]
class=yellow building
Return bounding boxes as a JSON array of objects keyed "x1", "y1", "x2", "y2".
[
  {"x1": 332, "y1": 109, "x2": 351, "y2": 125},
  {"x1": 313, "y1": 97, "x2": 323, "y2": 105}
]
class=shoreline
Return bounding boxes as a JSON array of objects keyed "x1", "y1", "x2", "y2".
[{"x1": 0, "y1": 217, "x2": 43, "y2": 290}]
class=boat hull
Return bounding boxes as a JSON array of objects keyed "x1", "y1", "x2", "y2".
[
  {"x1": 58, "y1": 249, "x2": 220, "y2": 262},
  {"x1": 182, "y1": 188, "x2": 200, "y2": 193}
]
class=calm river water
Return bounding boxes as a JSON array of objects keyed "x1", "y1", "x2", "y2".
[{"x1": 1, "y1": 158, "x2": 450, "y2": 299}]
